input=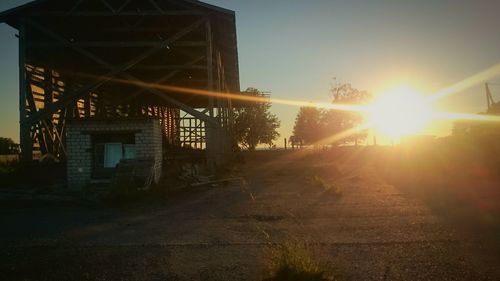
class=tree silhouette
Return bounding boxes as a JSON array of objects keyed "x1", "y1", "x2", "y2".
[
  {"x1": 292, "y1": 107, "x2": 323, "y2": 145},
  {"x1": 233, "y1": 88, "x2": 281, "y2": 150},
  {"x1": 327, "y1": 82, "x2": 370, "y2": 145},
  {"x1": 293, "y1": 82, "x2": 370, "y2": 146}
]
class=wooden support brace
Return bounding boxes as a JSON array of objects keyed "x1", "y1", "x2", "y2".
[
  {"x1": 24, "y1": 18, "x2": 212, "y2": 125},
  {"x1": 120, "y1": 55, "x2": 205, "y2": 103}
]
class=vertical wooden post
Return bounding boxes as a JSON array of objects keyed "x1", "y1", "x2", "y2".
[
  {"x1": 19, "y1": 20, "x2": 32, "y2": 162},
  {"x1": 205, "y1": 18, "x2": 217, "y2": 169},
  {"x1": 206, "y1": 19, "x2": 214, "y2": 117}
]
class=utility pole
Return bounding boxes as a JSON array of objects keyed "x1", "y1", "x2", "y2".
[{"x1": 486, "y1": 83, "x2": 494, "y2": 111}]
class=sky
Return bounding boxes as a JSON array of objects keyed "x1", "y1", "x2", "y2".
[{"x1": 1, "y1": 0, "x2": 500, "y2": 144}]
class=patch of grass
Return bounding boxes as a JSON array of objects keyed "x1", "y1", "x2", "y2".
[
  {"x1": 0, "y1": 161, "x2": 17, "y2": 175},
  {"x1": 0, "y1": 161, "x2": 19, "y2": 185},
  {"x1": 264, "y1": 240, "x2": 335, "y2": 281},
  {"x1": 307, "y1": 175, "x2": 342, "y2": 196}
]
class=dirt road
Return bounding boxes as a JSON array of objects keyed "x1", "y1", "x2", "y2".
[{"x1": 1, "y1": 150, "x2": 499, "y2": 280}]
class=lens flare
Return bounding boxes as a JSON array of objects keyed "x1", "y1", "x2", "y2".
[
  {"x1": 83, "y1": 74, "x2": 369, "y2": 114},
  {"x1": 314, "y1": 122, "x2": 372, "y2": 146},
  {"x1": 429, "y1": 63, "x2": 500, "y2": 102},
  {"x1": 76, "y1": 63, "x2": 500, "y2": 144},
  {"x1": 368, "y1": 85, "x2": 433, "y2": 138}
]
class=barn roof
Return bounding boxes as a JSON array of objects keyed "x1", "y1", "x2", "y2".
[{"x1": 0, "y1": 0, "x2": 235, "y2": 26}]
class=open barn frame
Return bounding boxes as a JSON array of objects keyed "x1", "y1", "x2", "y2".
[{"x1": 0, "y1": 0, "x2": 239, "y2": 166}]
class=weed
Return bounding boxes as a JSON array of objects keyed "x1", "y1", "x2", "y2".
[
  {"x1": 307, "y1": 175, "x2": 342, "y2": 196},
  {"x1": 264, "y1": 240, "x2": 335, "y2": 281}
]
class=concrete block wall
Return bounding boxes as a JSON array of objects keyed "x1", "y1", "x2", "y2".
[
  {"x1": 66, "y1": 119, "x2": 163, "y2": 190},
  {"x1": 135, "y1": 120, "x2": 163, "y2": 184},
  {"x1": 66, "y1": 128, "x2": 92, "y2": 190}
]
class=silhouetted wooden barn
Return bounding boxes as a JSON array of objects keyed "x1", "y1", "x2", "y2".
[{"x1": 0, "y1": 0, "x2": 239, "y2": 188}]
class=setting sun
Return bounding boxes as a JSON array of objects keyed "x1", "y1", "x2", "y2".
[{"x1": 368, "y1": 85, "x2": 434, "y2": 138}]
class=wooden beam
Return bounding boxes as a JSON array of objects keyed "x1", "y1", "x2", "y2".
[
  {"x1": 205, "y1": 19, "x2": 216, "y2": 165},
  {"x1": 24, "y1": 18, "x2": 208, "y2": 125},
  {"x1": 100, "y1": 0, "x2": 117, "y2": 14},
  {"x1": 55, "y1": 107, "x2": 67, "y2": 158},
  {"x1": 29, "y1": 41, "x2": 206, "y2": 48},
  {"x1": 43, "y1": 67, "x2": 55, "y2": 155},
  {"x1": 118, "y1": 64, "x2": 206, "y2": 70},
  {"x1": 67, "y1": 0, "x2": 85, "y2": 15},
  {"x1": 57, "y1": 45, "x2": 216, "y2": 124},
  {"x1": 41, "y1": 120, "x2": 56, "y2": 154},
  {"x1": 117, "y1": 0, "x2": 133, "y2": 14},
  {"x1": 38, "y1": 122, "x2": 49, "y2": 155},
  {"x1": 121, "y1": 56, "x2": 204, "y2": 103},
  {"x1": 148, "y1": 0, "x2": 164, "y2": 13},
  {"x1": 206, "y1": 20, "x2": 214, "y2": 117},
  {"x1": 19, "y1": 20, "x2": 32, "y2": 162},
  {"x1": 31, "y1": 11, "x2": 206, "y2": 17}
]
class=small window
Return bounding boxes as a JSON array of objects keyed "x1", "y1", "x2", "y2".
[
  {"x1": 104, "y1": 143, "x2": 123, "y2": 168},
  {"x1": 91, "y1": 133, "x2": 136, "y2": 179}
]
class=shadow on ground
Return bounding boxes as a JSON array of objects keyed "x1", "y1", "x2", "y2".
[{"x1": 1, "y1": 145, "x2": 500, "y2": 280}]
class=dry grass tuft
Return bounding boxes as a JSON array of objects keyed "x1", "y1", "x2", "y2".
[
  {"x1": 264, "y1": 240, "x2": 335, "y2": 281},
  {"x1": 307, "y1": 175, "x2": 342, "y2": 196}
]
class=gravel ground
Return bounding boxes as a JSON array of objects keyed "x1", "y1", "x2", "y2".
[{"x1": 1, "y1": 150, "x2": 500, "y2": 280}]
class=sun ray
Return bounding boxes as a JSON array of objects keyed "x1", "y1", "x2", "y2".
[
  {"x1": 77, "y1": 71, "x2": 500, "y2": 143},
  {"x1": 428, "y1": 63, "x2": 500, "y2": 102},
  {"x1": 367, "y1": 85, "x2": 434, "y2": 138},
  {"x1": 313, "y1": 123, "x2": 372, "y2": 146},
  {"x1": 79, "y1": 74, "x2": 369, "y2": 113},
  {"x1": 433, "y1": 112, "x2": 500, "y2": 123}
]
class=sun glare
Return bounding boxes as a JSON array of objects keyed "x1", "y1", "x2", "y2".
[{"x1": 368, "y1": 85, "x2": 434, "y2": 138}]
